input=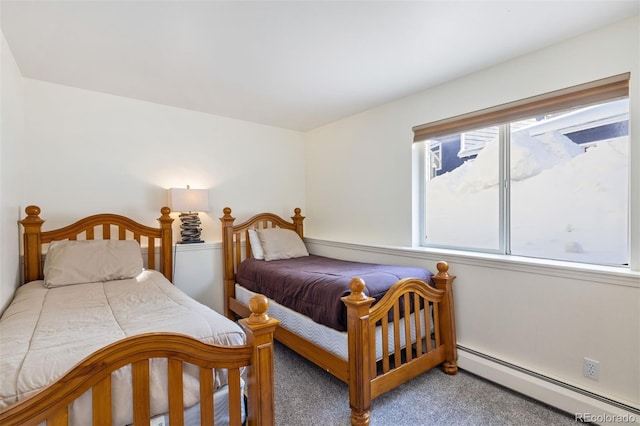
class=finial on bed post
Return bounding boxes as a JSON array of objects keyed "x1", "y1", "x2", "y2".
[
  {"x1": 157, "y1": 207, "x2": 174, "y2": 282},
  {"x1": 220, "y1": 207, "x2": 236, "y2": 319},
  {"x1": 239, "y1": 295, "x2": 279, "y2": 426},
  {"x1": 247, "y1": 294, "x2": 270, "y2": 324},
  {"x1": 291, "y1": 208, "x2": 305, "y2": 239},
  {"x1": 221, "y1": 207, "x2": 233, "y2": 219},
  {"x1": 341, "y1": 278, "x2": 375, "y2": 426},
  {"x1": 20, "y1": 206, "x2": 45, "y2": 284},
  {"x1": 345, "y1": 277, "x2": 368, "y2": 301},
  {"x1": 431, "y1": 261, "x2": 458, "y2": 375}
]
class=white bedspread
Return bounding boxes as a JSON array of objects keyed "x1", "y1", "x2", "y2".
[{"x1": 0, "y1": 270, "x2": 245, "y2": 424}]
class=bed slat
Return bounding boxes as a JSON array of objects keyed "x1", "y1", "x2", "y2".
[
  {"x1": 234, "y1": 236, "x2": 242, "y2": 272},
  {"x1": 244, "y1": 230, "x2": 251, "y2": 259},
  {"x1": 433, "y1": 303, "x2": 441, "y2": 347},
  {"x1": 200, "y1": 366, "x2": 215, "y2": 425},
  {"x1": 48, "y1": 409, "x2": 68, "y2": 426},
  {"x1": 132, "y1": 360, "x2": 151, "y2": 425},
  {"x1": 102, "y1": 224, "x2": 111, "y2": 239},
  {"x1": 376, "y1": 316, "x2": 389, "y2": 377},
  {"x1": 148, "y1": 237, "x2": 156, "y2": 271},
  {"x1": 403, "y1": 294, "x2": 412, "y2": 363},
  {"x1": 228, "y1": 368, "x2": 242, "y2": 425},
  {"x1": 168, "y1": 359, "x2": 183, "y2": 425},
  {"x1": 424, "y1": 301, "x2": 432, "y2": 353},
  {"x1": 93, "y1": 375, "x2": 112, "y2": 424},
  {"x1": 392, "y1": 302, "x2": 401, "y2": 368},
  {"x1": 414, "y1": 293, "x2": 423, "y2": 357},
  {"x1": 380, "y1": 315, "x2": 389, "y2": 374}
]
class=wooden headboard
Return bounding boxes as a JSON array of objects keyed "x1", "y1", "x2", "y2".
[
  {"x1": 220, "y1": 207, "x2": 304, "y2": 318},
  {"x1": 20, "y1": 205, "x2": 174, "y2": 284}
]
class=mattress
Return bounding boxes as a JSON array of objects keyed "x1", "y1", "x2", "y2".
[{"x1": 0, "y1": 270, "x2": 246, "y2": 425}]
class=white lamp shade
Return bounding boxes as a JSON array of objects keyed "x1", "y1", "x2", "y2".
[{"x1": 168, "y1": 188, "x2": 209, "y2": 212}]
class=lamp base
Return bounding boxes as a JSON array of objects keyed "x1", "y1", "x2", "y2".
[{"x1": 178, "y1": 212, "x2": 204, "y2": 244}]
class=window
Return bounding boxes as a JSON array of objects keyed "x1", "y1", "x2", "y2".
[{"x1": 413, "y1": 74, "x2": 630, "y2": 266}]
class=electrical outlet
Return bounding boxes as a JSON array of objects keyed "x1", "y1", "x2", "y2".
[{"x1": 583, "y1": 357, "x2": 600, "y2": 381}]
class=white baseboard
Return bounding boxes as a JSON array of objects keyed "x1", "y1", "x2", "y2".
[{"x1": 458, "y1": 348, "x2": 639, "y2": 425}]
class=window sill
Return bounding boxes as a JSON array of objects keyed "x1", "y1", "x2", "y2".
[
  {"x1": 304, "y1": 237, "x2": 640, "y2": 289},
  {"x1": 412, "y1": 246, "x2": 637, "y2": 285}
]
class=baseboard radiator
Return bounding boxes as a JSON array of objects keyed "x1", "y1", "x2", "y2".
[{"x1": 457, "y1": 346, "x2": 639, "y2": 425}]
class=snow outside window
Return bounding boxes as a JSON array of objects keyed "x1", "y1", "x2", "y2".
[{"x1": 421, "y1": 98, "x2": 629, "y2": 266}]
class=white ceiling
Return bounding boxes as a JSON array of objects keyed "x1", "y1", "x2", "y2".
[{"x1": 1, "y1": 1, "x2": 638, "y2": 131}]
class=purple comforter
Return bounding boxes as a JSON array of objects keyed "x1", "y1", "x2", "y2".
[{"x1": 236, "y1": 255, "x2": 433, "y2": 331}]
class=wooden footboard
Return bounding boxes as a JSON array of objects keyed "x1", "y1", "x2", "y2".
[
  {"x1": 220, "y1": 207, "x2": 458, "y2": 426},
  {"x1": 343, "y1": 262, "x2": 457, "y2": 425},
  {"x1": 0, "y1": 295, "x2": 279, "y2": 426}
]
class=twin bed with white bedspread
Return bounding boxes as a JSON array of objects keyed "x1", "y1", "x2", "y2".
[{"x1": 0, "y1": 206, "x2": 278, "y2": 426}]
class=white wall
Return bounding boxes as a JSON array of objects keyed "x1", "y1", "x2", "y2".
[
  {"x1": 14, "y1": 78, "x2": 305, "y2": 312},
  {"x1": 304, "y1": 17, "x2": 640, "y2": 413},
  {"x1": 0, "y1": 31, "x2": 25, "y2": 312},
  {"x1": 23, "y1": 79, "x2": 305, "y2": 237}
]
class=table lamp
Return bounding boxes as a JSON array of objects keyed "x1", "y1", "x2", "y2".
[{"x1": 168, "y1": 186, "x2": 209, "y2": 243}]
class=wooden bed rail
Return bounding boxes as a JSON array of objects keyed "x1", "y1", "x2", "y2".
[
  {"x1": 0, "y1": 295, "x2": 279, "y2": 426},
  {"x1": 20, "y1": 205, "x2": 174, "y2": 284}
]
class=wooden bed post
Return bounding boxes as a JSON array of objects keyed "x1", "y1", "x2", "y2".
[
  {"x1": 291, "y1": 208, "x2": 305, "y2": 239},
  {"x1": 342, "y1": 278, "x2": 375, "y2": 426},
  {"x1": 20, "y1": 205, "x2": 45, "y2": 283},
  {"x1": 157, "y1": 207, "x2": 174, "y2": 282},
  {"x1": 431, "y1": 261, "x2": 458, "y2": 374},
  {"x1": 239, "y1": 295, "x2": 280, "y2": 426},
  {"x1": 220, "y1": 207, "x2": 236, "y2": 319}
]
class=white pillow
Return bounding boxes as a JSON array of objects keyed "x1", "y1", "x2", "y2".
[
  {"x1": 248, "y1": 229, "x2": 264, "y2": 260},
  {"x1": 256, "y1": 228, "x2": 309, "y2": 261},
  {"x1": 43, "y1": 240, "x2": 144, "y2": 288}
]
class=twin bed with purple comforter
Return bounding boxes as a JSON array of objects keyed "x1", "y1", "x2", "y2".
[{"x1": 221, "y1": 207, "x2": 458, "y2": 426}]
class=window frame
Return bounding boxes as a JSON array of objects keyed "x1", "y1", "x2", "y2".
[{"x1": 413, "y1": 74, "x2": 630, "y2": 265}]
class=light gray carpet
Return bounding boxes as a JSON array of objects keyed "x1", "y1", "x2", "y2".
[{"x1": 273, "y1": 342, "x2": 577, "y2": 426}]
